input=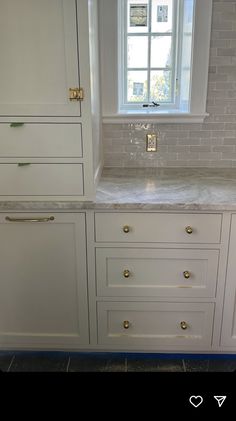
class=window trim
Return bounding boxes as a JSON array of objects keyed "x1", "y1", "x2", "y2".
[{"x1": 99, "y1": 0, "x2": 213, "y2": 124}]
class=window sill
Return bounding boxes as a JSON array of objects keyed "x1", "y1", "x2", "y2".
[{"x1": 102, "y1": 112, "x2": 209, "y2": 124}]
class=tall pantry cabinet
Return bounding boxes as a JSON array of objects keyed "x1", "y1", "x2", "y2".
[
  {"x1": 0, "y1": 1, "x2": 101, "y2": 349},
  {"x1": 0, "y1": 0, "x2": 102, "y2": 200}
]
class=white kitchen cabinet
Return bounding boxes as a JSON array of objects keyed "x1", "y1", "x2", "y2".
[
  {"x1": 95, "y1": 212, "x2": 222, "y2": 244},
  {"x1": 0, "y1": 208, "x2": 232, "y2": 353},
  {"x1": 0, "y1": 213, "x2": 89, "y2": 349},
  {"x1": 0, "y1": 164, "x2": 84, "y2": 198},
  {"x1": 221, "y1": 214, "x2": 236, "y2": 348},
  {"x1": 0, "y1": 0, "x2": 80, "y2": 117},
  {"x1": 0, "y1": 0, "x2": 102, "y2": 201},
  {"x1": 95, "y1": 248, "x2": 219, "y2": 298},
  {"x1": 0, "y1": 124, "x2": 83, "y2": 158},
  {"x1": 97, "y1": 302, "x2": 215, "y2": 350},
  {"x1": 92, "y1": 211, "x2": 224, "y2": 352}
]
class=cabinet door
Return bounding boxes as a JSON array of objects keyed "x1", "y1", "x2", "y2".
[
  {"x1": 221, "y1": 214, "x2": 236, "y2": 347},
  {"x1": 0, "y1": 0, "x2": 81, "y2": 117},
  {"x1": 0, "y1": 213, "x2": 89, "y2": 349}
]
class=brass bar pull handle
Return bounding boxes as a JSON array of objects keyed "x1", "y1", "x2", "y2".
[
  {"x1": 18, "y1": 163, "x2": 31, "y2": 167},
  {"x1": 10, "y1": 123, "x2": 25, "y2": 127},
  {"x1": 5, "y1": 216, "x2": 55, "y2": 223}
]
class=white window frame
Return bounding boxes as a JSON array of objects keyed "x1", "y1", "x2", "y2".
[
  {"x1": 119, "y1": 0, "x2": 180, "y2": 111},
  {"x1": 99, "y1": 0, "x2": 213, "y2": 124}
]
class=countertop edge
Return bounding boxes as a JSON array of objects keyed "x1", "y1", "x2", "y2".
[{"x1": 0, "y1": 201, "x2": 236, "y2": 212}]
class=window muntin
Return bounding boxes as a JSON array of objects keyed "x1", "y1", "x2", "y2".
[{"x1": 121, "y1": 0, "x2": 179, "y2": 110}]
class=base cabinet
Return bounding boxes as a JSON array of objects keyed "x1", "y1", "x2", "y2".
[
  {"x1": 0, "y1": 213, "x2": 89, "y2": 349},
  {"x1": 94, "y1": 211, "x2": 224, "y2": 352},
  {"x1": 1, "y1": 209, "x2": 236, "y2": 353}
]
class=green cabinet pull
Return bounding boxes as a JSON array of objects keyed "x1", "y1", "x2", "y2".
[
  {"x1": 10, "y1": 123, "x2": 25, "y2": 127},
  {"x1": 18, "y1": 163, "x2": 31, "y2": 167}
]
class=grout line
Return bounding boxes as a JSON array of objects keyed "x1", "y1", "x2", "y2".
[
  {"x1": 66, "y1": 356, "x2": 71, "y2": 373},
  {"x1": 7, "y1": 355, "x2": 15, "y2": 372},
  {"x1": 182, "y1": 359, "x2": 187, "y2": 372}
]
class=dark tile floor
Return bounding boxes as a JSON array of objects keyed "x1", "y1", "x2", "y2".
[{"x1": 1, "y1": 351, "x2": 236, "y2": 372}]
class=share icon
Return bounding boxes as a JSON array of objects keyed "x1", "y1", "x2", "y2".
[{"x1": 214, "y1": 396, "x2": 227, "y2": 408}]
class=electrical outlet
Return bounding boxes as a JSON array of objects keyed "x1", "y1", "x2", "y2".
[{"x1": 146, "y1": 134, "x2": 158, "y2": 152}]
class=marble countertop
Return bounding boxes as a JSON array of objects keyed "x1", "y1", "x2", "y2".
[
  {"x1": 1, "y1": 167, "x2": 236, "y2": 211},
  {"x1": 95, "y1": 168, "x2": 236, "y2": 210}
]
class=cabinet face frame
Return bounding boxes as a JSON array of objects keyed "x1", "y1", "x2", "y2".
[
  {"x1": 221, "y1": 214, "x2": 236, "y2": 347},
  {"x1": 0, "y1": 212, "x2": 89, "y2": 349}
]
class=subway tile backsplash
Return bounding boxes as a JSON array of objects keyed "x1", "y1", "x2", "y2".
[{"x1": 103, "y1": 0, "x2": 236, "y2": 168}]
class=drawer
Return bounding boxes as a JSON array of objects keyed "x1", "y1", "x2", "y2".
[
  {"x1": 97, "y1": 302, "x2": 214, "y2": 349},
  {"x1": 0, "y1": 123, "x2": 82, "y2": 157},
  {"x1": 95, "y1": 213, "x2": 222, "y2": 244},
  {"x1": 96, "y1": 248, "x2": 219, "y2": 298},
  {"x1": 0, "y1": 163, "x2": 84, "y2": 196}
]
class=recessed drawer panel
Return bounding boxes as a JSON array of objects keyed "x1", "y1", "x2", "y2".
[
  {"x1": 96, "y1": 248, "x2": 219, "y2": 298},
  {"x1": 97, "y1": 302, "x2": 214, "y2": 349},
  {"x1": 95, "y1": 213, "x2": 222, "y2": 244},
  {"x1": 0, "y1": 163, "x2": 84, "y2": 196},
  {"x1": 0, "y1": 123, "x2": 82, "y2": 157}
]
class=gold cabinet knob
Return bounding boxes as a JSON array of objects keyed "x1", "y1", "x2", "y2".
[
  {"x1": 123, "y1": 320, "x2": 130, "y2": 329},
  {"x1": 183, "y1": 271, "x2": 191, "y2": 279},
  {"x1": 185, "y1": 226, "x2": 193, "y2": 234},
  {"x1": 180, "y1": 321, "x2": 188, "y2": 330},
  {"x1": 123, "y1": 225, "x2": 130, "y2": 233},
  {"x1": 123, "y1": 269, "x2": 130, "y2": 278}
]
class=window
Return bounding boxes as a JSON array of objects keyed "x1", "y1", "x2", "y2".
[
  {"x1": 99, "y1": 0, "x2": 213, "y2": 123},
  {"x1": 120, "y1": 0, "x2": 179, "y2": 110},
  {"x1": 119, "y1": 0, "x2": 194, "y2": 112}
]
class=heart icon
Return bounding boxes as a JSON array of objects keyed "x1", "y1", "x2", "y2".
[{"x1": 189, "y1": 396, "x2": 203, "y2": 408}]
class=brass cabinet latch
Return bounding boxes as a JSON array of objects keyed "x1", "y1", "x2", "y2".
[{"x1": 69, "y1": 88, "x2": 84, "y2": 101}]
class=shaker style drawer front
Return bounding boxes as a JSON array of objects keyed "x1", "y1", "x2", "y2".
[
  {"x1": 0, "y1": 164, "x2": 84, "y2": 196},
  {"x1": 95, "y1": 248, "x2": 219, "y2": 298},
  {"x1": 0, "y1": 124, "x2": 83, "y2": 158},
  {"x1": 97, "y1": 302, "x2": 214, "y2": 349},
  {"x1": 95, "y1": 213, "x2": 222, "y2": 244}
]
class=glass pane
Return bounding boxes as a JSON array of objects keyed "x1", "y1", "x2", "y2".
[
  {"x1": 151, "y1": 36, "x2": 172, "y2": 68},
  {"x1": 182, "y1": 34, "x2": 192, "y2": 69},
  {"x1": 150, "y1": 70, "x2": 172, "y2": 102},
  {"x1": 151, "y1": 0, "x2": 173, "y2": 33},
  {"x1": 127, "y1": 0, "x2": 149, "y2": 33},
  {"x1": 128, "y1": 36, "x2": 148, "y2": 68},
  {"x1": 127, "y1": 71, "x2": 148, "y2": 102},
  {"x1": 181, "y1": 70, "x2": 191, "y2": 103}
]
